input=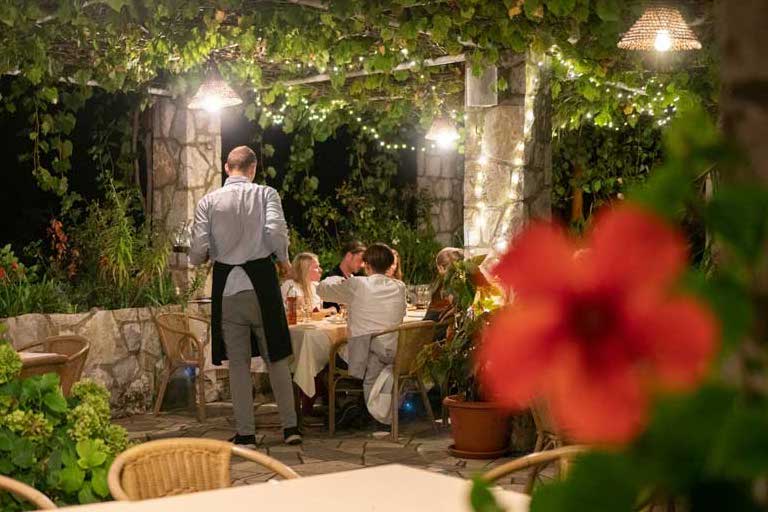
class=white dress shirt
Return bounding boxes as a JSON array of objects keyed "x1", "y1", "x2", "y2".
[
  {"x1": 316, "y1": 274, "x2": 407, "y2": 349},
  {"x1": 280, "y1": 279, "x2": 323, "y2": 311},
  {"x1": 190, "y1": 176, "x2": 290, "y2": 296}
]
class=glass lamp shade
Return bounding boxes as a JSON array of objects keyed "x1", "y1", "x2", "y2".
[
  {"x1": 617, "y1": 4, "x2": 701, "y2": 52},
  {"x1": 425, "y1": 116, "x2": 460, "y2": 148},
  {"x1": 187, "y1": 66, "x2": 243, "y2": 112}
]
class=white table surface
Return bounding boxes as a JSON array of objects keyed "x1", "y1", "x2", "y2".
[
  {"x1": 55, "y1": 464, "x2": 529, "y2": 512},
  {"x1": 203, "y1": 309, "x2": 429, "y2": 396},
  {"x1": 291, "y1": 308, "x2": 428, "y2": 397}
]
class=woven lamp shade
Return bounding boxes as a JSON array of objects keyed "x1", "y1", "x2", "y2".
[
  {"x1": 188, "y1": 66, "x2": 243, "y2": 111},
  {"x1": 618, "y1": 4, "x2": 702, "y2": 51}
]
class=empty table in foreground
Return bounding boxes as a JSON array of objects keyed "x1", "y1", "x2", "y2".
[{"x1": 56, "y1": 464, "x2": 529, "y2": 512}]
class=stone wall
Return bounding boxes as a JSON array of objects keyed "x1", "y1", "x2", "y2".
[
  {"x1": 463, "y1": 52, "x2": 552, "y2": 257},
  {"x1": 151, "y1": 97, "x2": 221, "y2": 296},
  {"x1": 3, "y1": 303, "x2": 213, "y2": 417},
  {"x1": 416, "y1": 146, "x2": 464, "y2": 246}
]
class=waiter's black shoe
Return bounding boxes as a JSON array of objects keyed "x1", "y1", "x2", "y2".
[
  {"x1": 229, "y1": 433, "x2": 257, "y2": 448},
  {"x1": 284, "y1": 426, "x2": 303, "y2": 445}
]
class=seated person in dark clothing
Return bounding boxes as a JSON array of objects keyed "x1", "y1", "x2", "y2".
[
  {"x1": 322, "y1": 240, "x2": 366, "y2": 311},
  {"x1": 424, "y1": 247, "x2": 464, "y2": 338}
]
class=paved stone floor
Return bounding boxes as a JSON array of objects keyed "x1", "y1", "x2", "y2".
[{"x1": 115, "y1": 402, "x2": 552, "y2": 493}]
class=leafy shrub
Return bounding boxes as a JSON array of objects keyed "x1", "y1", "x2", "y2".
[
  {"x1": 0, "y1": 245, "x2": 74, "y2": 318},
  {"x1": 1, "y1": 178, "x2": 203, "y2": 317},
  {"x1": 417, "y1": 256, "x2": 502, "y2": 401},
  {"x1": 296, "y1": 172, "x2": 444, "y2": 284},
  {"x1": 0, "y1": 340, "x2": 128, "y2": 509}
]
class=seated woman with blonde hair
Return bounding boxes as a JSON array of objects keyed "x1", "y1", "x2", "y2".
[
  {"x1": 281, "y1": 252, "x2": 336, "y2": 317},
  {"x1": 386, "y1": 248, "x2": 403, "y2": 281},
  {"x1": 424, "y1": 247, "x2": 464, "y2": 324}
]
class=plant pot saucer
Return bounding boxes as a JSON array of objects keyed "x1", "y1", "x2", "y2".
[{"x1": 448, "y1": 444, "x2": 508, "y2": 460}]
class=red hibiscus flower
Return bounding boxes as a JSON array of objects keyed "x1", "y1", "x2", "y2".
[
  {"x1": 0, "y1": 267, "x2": 5, "y2": 280},
  {"x1": 479, "y1": 204, "x2": 718, "y2": 444}
]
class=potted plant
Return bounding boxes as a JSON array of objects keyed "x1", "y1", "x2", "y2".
[{"x1": 418, "y1": 256, "x2": 509, "y2": 459}]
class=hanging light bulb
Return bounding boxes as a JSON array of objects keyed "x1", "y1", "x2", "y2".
[
  {"x1": 425, "y1": 116, "x2": 459, "y2": 149},
  {"x1": 617, "y1": 3, "x2": 701, "y2": 52},
  {"x1": 188, "y1": 64, "x2": 243, "y2": 112},
  {"x1": 654, "y1": 29, "x2": 673, "y2": 52}
]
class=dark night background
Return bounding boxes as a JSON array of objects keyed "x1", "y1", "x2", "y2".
[{"x1": 0, "y1": 82, "x2": 419, "y2": 259}]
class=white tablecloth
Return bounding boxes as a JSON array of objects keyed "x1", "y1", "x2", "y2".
[
  {"x1": 291, "y1": 309, "x2": 428, "y2": 397},
  {"x1": 56, "y1": 464, "x2": 529, "y2": 512},
  {"x1": 203, "y1": 310, "x2": 428, "y2": 397},
  {"x1": 290, "y1": 322, "x2": 342, "y2": 397}
]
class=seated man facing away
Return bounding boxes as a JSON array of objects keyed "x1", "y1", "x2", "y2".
[{"x1": 317, "y1": 243, "x2": 406, "y2": 425}]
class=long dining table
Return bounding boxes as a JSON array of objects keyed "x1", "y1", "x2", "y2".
[
  {"x1": 202, "y1": 307, "x2": 427, "y2": 397},
  {"x1": 54, "y1": 464, "x2": 530, "y2": 512},
  {"x1": 290, "y1": 308, "x2": 427, "y2": 397}
]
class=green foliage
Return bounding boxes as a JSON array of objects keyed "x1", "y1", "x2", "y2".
[
  {"x1": 525, "y1": 108, "x2": 768, "y2": 511},
  {"x1": 470, "y1": 476, "x2": 505, "y2": 512},
  {"x1": 552, "y1": 119, "x2": 663, "y2": 224},
  {"x1": 417, "y1": 257, "x2": 498, "y2": 401},
  {"x1": 0, "y1": 342, "x2": 22, "y2": 385},
  {"x1": 57, "y1": 180, "x2": 197, "y2": 310},
  {"x1": 290, "y1": 134, "x2": 444, "y2": 285},
  {"x1": 0, "y1": 343, "x2": 128, "y2": 510},
  {"x1": 0, "y1": 0, "x2": 717, "y2": 201},
  {"x1": 1, "y1": 177, "x2": 201, "y2": 316},
  {"x1": 0, "y1": 245, "x2": 74, "y2": 317}
]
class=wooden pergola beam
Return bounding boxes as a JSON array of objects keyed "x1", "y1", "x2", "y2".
[{"x1": 279, "y1": 54, "x2": 466, "y2": 87}]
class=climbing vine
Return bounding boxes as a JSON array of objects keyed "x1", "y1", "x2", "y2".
[{"x1": 0, "y1": 0, "x2": 717, "y2": 197}]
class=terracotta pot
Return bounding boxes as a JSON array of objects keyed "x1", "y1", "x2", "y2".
[{"x1": 443, "y1": 394, "x2": 510, "y2": 459}]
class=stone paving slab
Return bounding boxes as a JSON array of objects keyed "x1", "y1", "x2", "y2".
[{"x1": 114, "y1": 405, "x2": 552, "y2": 492}]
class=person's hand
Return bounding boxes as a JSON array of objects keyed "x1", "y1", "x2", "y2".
[{"x1": 277, "y1": 261, "x2": 292, "y2": 279}]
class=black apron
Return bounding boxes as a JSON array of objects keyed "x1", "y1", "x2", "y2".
[{"x1": 210, "y1": 257, "x2": 292, "y2": 365}]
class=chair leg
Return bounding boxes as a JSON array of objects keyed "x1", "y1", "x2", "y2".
[
  {"x1": 153, "y1": 363, "x2": 172, "y2": 416},
  {"x1": 390, "y1": 374, "x2": 400, "y2": 442},
  {"x1": 417, "y1": 378, "x2": 438, "y2": 434},
  {"x1": 328, "y1": 373, "x2": 336, "y2": 436},
  {"x1": 440, "y1": 383, "x2": 449, "y2": 428},
  {"x1": 194, "y1": 365, "x2": 206, "y2": 422},
  {"x1": 524, "y1": 463, "x2": 543, "y2": 495}
]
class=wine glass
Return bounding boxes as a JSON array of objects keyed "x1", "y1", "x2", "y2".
[{"x1": 172, "y1": 220, "x2": 192, "y2": 253}]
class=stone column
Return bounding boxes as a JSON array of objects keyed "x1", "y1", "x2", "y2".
[
  {"x1": 463, "y1": 52, "x2": 552, "y2": 257},
  {"x1": 416, "y1": 145, "x2": 464, "y2": 245},
  {"x1": 151, "y1": 97, "x2": 221, "y2": 296}
]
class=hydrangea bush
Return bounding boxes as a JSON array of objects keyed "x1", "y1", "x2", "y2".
[{"x1": 0, "y1": 340, "x2": 128, "y2": 510}]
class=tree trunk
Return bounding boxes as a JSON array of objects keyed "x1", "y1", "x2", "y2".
[
  {"x1": 718, "y1": 0, "x2": 768, "y2": 396},
  {"x1": 570, "y1": 162, "x2": 584, "y2": 223}
]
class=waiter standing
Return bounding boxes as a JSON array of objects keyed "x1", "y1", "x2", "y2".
[{"x1": 190, "y1": 146, "x2": 301, "y2": 446}]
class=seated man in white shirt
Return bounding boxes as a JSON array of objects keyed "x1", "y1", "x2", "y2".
[{"x1": 316, "y1": 243, "x2": 406, "y2": 424}]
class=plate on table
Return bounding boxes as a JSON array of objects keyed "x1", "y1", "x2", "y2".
[{"x1": 325, "y1": 316, "x2": 346, "y2": 324}]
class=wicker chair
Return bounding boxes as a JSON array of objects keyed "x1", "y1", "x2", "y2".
[
  {"x1": 531, "y1": 398, "x2": 565, "y2": 452},
  {"x1": 19, "y1": 335, "x2": 90, "y2": 396},
  {"x1": 0, "y1": 475, "x2": 57, "y2": 509},
  {"x1": 153, "y1": 313, "x2": 210, "y2": 421},
  {"x1": 328, "y1": 320, "x2": 439, "y2": 440},
  {"x1": 482, "y1": 445, "x2": 590, "y2": 494},
  {"x1": 107, "y1": 438, "x2": 299, "y2": 501}
]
